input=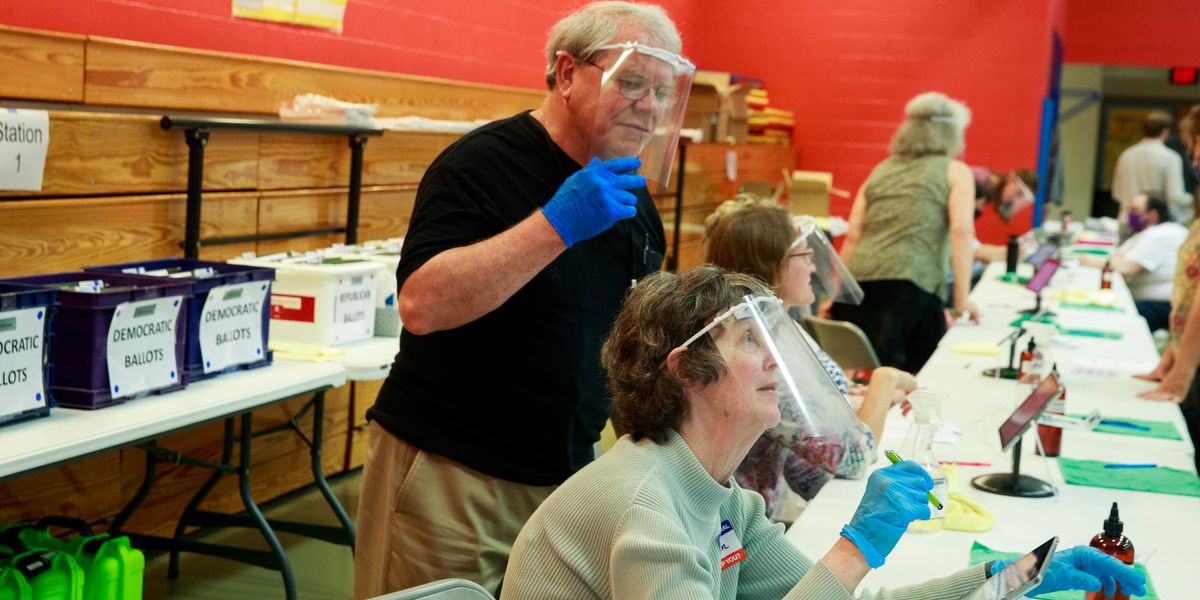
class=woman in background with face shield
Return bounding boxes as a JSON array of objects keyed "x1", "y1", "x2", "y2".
[
  {"x1": 501, "y1": 267, "x2": 1145, "y2": 599},
  {"x1": 702, "y1": 195, "x2": 916, "y2": 517}
]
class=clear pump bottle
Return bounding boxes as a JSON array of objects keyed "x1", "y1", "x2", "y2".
[{"x1": 900, "y1": 389, "x2": 947, "y2": 533}]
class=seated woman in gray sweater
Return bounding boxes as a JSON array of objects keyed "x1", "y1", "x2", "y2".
[{"x1": 501, "y1": 266, "x2": 1145, "y2": 599}]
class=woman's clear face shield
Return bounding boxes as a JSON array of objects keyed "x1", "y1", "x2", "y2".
[
  {"x1": 791, "y1": 216, "x2": 864, "y2": 305},
  {"x1": 680, "y1": 295, "x2": 871, "y2": 449},
  {"x1": 587, "y1": 43, "x2": 695, "y2": 194}
]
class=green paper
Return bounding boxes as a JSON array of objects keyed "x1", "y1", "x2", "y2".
[
  {"x1": 969, "y1": 541, "x2": 1158, "y2": 600},
  {"x1": 1070, "y1": 414, "x2": 1183, "y2": 440},
  {"x1": 1058, "y1": 457, "x2": 1200, "y2": 497}
]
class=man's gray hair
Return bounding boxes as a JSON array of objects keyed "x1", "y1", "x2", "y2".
[
  {"x1": 889, "y1": 92, "x2": 972, "y2": 157},
  {"x1": 544, "y1": 1, "x2": 682, "y2": 91}
]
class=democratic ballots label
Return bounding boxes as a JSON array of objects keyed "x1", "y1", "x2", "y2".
[
  {"x1": 107, "y1": 296, "x2": 181, "y2": 399},
  {"x1": 0, "y1": 108, "x2": 49, "y2": 191},
  {"x1": 0, "y1": 307, "x2": 48, "y2": 417},
  {"x1": 332, "y1": 273, "x2": 374, "y2": 343},
  {"x1": 717, "y1": 519, "x2": 745, "y2": 570},
  {"x1": 199, "y1": 281, "x2": 268, "y2": 374}
]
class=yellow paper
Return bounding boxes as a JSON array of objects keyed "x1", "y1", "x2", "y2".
[
  {"x1": 232, "y1": 0, "x2": 346, "y2": 33},
  {"x1": 268, "y1": 339, "x2": 346, "y2": 362}
]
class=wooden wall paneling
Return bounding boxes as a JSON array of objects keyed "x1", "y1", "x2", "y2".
[
  {"x1": 253, "y1": 186, "x2": 417, "y2": 255},
  {"x1": 0, "y1": 26, "x2": 85, "y2": 102},
  {"x1": 0, "y1": 192, "x2": 258, "y2": 277},
  {"x1": 0, "y1": 453, "x2": 122, "y2": 528},
  {"x1": 257, "y1": 130, "x2": 452, "y2": 190},
  {"x1": 255, "y1": 188, "x2": 346, "y2": 256},
  {"x1": 357, "y1": 186, "x2": 418, "y2": 241},
  {"x1": 84, "y1": 38, "x2": 544, "y2": 120},
  {"x1": 257, "y1": 133, "x2": 348, "y2": 190},
  {"x1": 0, "y1": 112, "x2": 258, "y2": 198},
  {"x1": 361, "y1": 132, "x2": 457, "y2": 187}
]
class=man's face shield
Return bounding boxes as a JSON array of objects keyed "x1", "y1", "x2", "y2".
[
  {"x1": 791, "y1": 216, "x2": 864, "y2": 305},
  {"x1": 587, "y1": 42, "x2": 695, "y2": 194},
  {"x1": 680, "y1": 295, "x2": 871, "y2": 450}
]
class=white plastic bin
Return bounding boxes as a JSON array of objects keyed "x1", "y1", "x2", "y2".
[
  {"x1": 229, "y1": 254, "x2": 383, "y2": 346},
  {"x1": 325, "y1": 239, "x2": 403, "y2": 337}
]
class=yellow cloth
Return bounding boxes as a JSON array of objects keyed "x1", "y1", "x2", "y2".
[
  {"x1": 951, "y1": 342, "x2": 1000, "y2": 356},
  {"x1": 942, "y1": 464, "x2": 995, "y2": 532}
]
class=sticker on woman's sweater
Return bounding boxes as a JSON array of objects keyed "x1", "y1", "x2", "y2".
[{"x1": 717, "y1": 519, "x2": 745, "y2": 570}]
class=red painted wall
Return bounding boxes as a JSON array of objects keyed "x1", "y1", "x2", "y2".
[
  {"x1": 685, "y1": 0, "x2": 1057, "y2": 217},
  {"x1": 1064, "y1": 0, "x2": 1200, "y2": 67},
  {"x1": 3, "y1": 0, "x2": 1070, "y2": 222},
  {"x1": 0, "y1": 0, "x2": 700, "y2": 91}
]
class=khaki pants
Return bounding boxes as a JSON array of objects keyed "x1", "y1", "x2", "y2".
[{"x1": 354, "y1": 422, "x2": 556, "y2": 599}]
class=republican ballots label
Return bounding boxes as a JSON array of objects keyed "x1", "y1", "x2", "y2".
[
  {"x1": 332, "y1": 274, "x2": 374, "y2": 343},
  {"x1": 0, "y1": 307, "x2": 48, "y2": 417},
  {"x1": 199, "y1": 281, "x2": 268, "y2": 374},
  {"x1": 106, "y1": 296, "x2": 181, "y2": 399}
]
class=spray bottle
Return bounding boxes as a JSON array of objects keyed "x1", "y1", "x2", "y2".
[
  {"x1": 1086, "y1": 502, "x2": 1135, "y2": 600},
  {"x1": 900, "y1": 389, "x2": 948, "y2": 533}
]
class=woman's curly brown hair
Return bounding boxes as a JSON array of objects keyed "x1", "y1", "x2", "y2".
[{"x1": 602, "y1": 266, "x2": 771, "y2": 443}]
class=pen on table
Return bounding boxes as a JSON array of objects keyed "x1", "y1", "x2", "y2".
[
  {"x1": 939, "y1": 460, "x2": 992, "y2": 467},
  {"x1": 1099, "y1": 419, "x2": 1151, "y2": 431},
  {"x1": 1103, "y1": 463, "x2": 1157, "y2": 469},
  {"x1": 884, "y1": 450, "x2": 943, "y2": 510}
]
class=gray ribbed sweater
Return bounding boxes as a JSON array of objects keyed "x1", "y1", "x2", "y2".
[{"x1": 501, "y1": 430, "x2": 986, "y2": 599}]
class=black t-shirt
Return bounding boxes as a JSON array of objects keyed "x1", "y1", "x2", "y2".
[{"x1": 367, "y1": 112, "x2": 666, "y2": 485}]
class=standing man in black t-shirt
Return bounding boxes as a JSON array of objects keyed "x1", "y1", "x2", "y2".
[{"x1": 354, "y1": 2, "x2": 696, "y2": 597}]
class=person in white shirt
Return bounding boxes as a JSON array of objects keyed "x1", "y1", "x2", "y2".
[
  {"x1": 1111, "y1": 111, "x2": 1194, "y2": 222},
  {"x1": 1082, "y1": 194, "x2": 1187, "y2": 332}
]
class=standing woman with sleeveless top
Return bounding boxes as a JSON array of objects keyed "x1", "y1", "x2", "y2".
[{"x1": 832, "y1": 92, "x2": 980, "y2": 373}]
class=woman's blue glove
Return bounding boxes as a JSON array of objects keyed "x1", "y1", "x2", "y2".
[
  {"x1": 839, "y1": 460, "x2": 934, "y2": 568},
  {"x1": 541, "y1": 157, "x2": 646, "y2": 248},
  {"x1": 991, "y1": 546, "x2": 1146, "y2": 597}
]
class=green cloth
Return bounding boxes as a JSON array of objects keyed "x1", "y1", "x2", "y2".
[
  {"x1": 1058, "y1": 302, "x2": 1123, "y2": 312},
  {"x1": 1057, "y1": 457, "x2": 1200, "y2": 497},
  {"x1": 968, "y1": 541, "x2": 1158, "y2": 600},
  {"x1": 998, "y1": 273, "x2": 1031, "y2": 284},
  {"x1": 1069, "y1": 414, "x2": 1183, "y2": 440},
  {"x1": 1010, "y1": 313, "x2": 1057, "y2": 327},
  {"x1": 847, "y1": 154, "x2": 952, "y2": 298},
  {"x1": 1007, "y1": 315, "x2": 1123, "y2": 339}
]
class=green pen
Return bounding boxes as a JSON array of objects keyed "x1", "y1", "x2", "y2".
[{"x1": 884, "y1": 450, "x2": 943, "y2": 510}]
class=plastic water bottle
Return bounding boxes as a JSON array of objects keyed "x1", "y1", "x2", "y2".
[{"x1": 901, "y1": 389, "x2": 948, "y2": 533}]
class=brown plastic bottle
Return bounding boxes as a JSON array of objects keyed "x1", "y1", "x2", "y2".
[
  {"x1": 1086, "y1": 502, "x2": 1134, "y2": 600},
  {"x1": 1101, "y1": 260, "x2": 1114, "y2": 290}
]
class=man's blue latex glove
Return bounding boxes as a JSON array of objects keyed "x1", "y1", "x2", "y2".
[
  {"x1": 541, "y1": 157, "x2": 646, "y2": 248},
  {"x1": 992, "y1": 546, "x2": 1146, "y2": 597},
  {"x1": 839, "y1": 460, "x2": 934, "y2": 568}
]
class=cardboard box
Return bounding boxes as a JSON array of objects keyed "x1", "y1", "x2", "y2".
[
  {"x1": 790, "y1": 171, "x2": 833, "y2": 217},
  {"x1": 684, "y1": 71, "x2": 751, "y2": 143}
]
